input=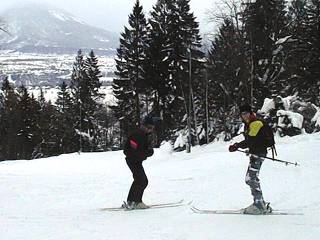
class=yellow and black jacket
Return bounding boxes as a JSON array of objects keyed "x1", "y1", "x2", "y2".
[{"x1": 238, "y1": 118, "x2": 269, "y2": 155}]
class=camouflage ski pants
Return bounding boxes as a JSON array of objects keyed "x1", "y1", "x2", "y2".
[{"x1": 245, "y1": 154, "x2": 266, "y2": 205}]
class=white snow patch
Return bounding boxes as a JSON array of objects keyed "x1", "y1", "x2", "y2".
[
  {"x1": 281, "y1": 95, "x2": 298, "y2": 110},
  {"x1": 49, "y1": 10, "x2": 69, "y2": 22},
  {"x1": 93, "y1": 36, "x2": 110, "y2": 43},
  {"x1": 259, "y1": 98, "x2": 275, "y2": 114},
  {"x1": 311, "y1": 105, "x2": 320, "y2": 127},
  {"x1": 276, "y1": 36, "x2": 291, "y2": 45}
]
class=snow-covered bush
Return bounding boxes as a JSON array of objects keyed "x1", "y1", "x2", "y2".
[
  {"x1": 259, "y1": 96, "x2": 320, "y2": 136},
  {"x1": 291, "y1": 101, "x2": 318, "y2": 133},
  {"x1": 173, "y1": 130, "x2": 188, "y2": 151},
  {"x1": 311, "y1": 105, "x2": 320, "y2": 132},
  {"x1": 276, "y1": 110, "x2": 303, "y2": 136}
]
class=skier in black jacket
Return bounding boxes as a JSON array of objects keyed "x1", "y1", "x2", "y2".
[
  {"x1": 123, "y1": 115, "x2": 158, "y2": 209},
  {"x1": 229, "y1": 104, "x2": 273, "y2": 214}
]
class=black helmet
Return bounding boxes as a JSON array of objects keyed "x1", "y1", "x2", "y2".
[
  {"x1": 239, "y1": 104, "x2": 253, "y2": 114},
  {"x1": 142, "y1": 115, "x2": 161, "y2": 126}
]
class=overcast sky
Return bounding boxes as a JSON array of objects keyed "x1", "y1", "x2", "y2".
[{"x1": 0, "y1": 0, "x2": 221, "y2": 33}]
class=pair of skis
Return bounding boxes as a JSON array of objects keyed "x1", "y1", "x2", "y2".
[
  {"x1": 101, "y1": 200, "x2": 302, "y2": 215},
  {"x1": 190, "y1": 206, "x2": 302, "y2": 215},
  {"x1": 100, "y1": 199, "x2": 185, "y2": 211}
]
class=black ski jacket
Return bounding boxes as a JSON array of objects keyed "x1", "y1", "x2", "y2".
[
  {"x1": 123, "y1": 128, "x2": 154, "y2": 162},
  {"x1": 238, "y1": 119, "x2": 268, "y2": 155}
]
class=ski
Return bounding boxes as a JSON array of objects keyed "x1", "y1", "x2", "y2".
[
  {"x1": 101, "y1": 199, "x2": 184, "y2": 211},
  {"x1": 147, "y1": 199, "x2": 184, "y2": 208},
  {"x1": 191, "y1": 206, "x2": 303, "y2": 216}
]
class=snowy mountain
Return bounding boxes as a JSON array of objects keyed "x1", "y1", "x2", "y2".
[
  {"x1": 0, "y1": 3, "x2": 118, "y2": 54},
  {"x1": 0, "y1": 133, "x2": 319, "y2": 240}
]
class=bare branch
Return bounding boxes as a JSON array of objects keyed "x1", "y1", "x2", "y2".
[
  {"x1": 0, "y1": 19, "x2": 11, "y2": 36},
  {"x1": 0, "y1": 27, "x2": 11, "y2": 36},
  {"x1": 205, "y1": 0, "x2": 243, "y2": 25}
]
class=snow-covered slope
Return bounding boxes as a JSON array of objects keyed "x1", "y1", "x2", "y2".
[
  {"x1": 0, "y1": 133, "x2": 319, "y2": 240},
  {"x1": 0, "y1": 3, "x2": 118, "y2": 54}
]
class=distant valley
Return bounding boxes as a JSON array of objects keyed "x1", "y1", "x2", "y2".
[
  {"x1": 0, "y1": 51, "x2": 117, "y2": 104},
  {"x1": 0, "y1": 51, "x2": 116, "y2": 87}
]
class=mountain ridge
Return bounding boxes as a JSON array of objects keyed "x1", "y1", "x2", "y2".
[{"x1": 0, "y1": 2, "x2": 119, "y2": 55}]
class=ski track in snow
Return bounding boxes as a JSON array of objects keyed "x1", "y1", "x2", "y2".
[{"x1": 0, "y1": 134, "x2": 319, "y2": 240}]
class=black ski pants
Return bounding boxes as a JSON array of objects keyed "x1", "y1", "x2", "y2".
[{"x1": 126, "y1": 158, "x2": 148, "y2": 203}]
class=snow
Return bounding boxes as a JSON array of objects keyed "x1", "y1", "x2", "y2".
[
  {"x1": 49, "y1": 10, "x2": 69, "y2": 22},
  {"x1": 93, "y1": 36, "x2": 110, "y2": 43},
  {"x1": 7, "y1": 74, "x2": 15, "y2": 84},
  {"x1": 1, "y1": 133, "x2": 320, "y2": 240},
  {"x1": 277, "y1": 110, "x2": 304, "y2": 129},
  {"x1": 28, "y1": 86, "x2": 60, "y2": 103},
  {"x1": 174, "y1": 130, "x2": 187, "y2": 149},
  {"x1": 259, "y1": 98, "x2": 275, "y2": 114},
  {"x1": 281, "y1": 95, "x2": 298, "y2": 110},
  {"x1": 275, "y1": 36, "x2": 291, "y2": 45},
  {"x1": 48, "y1": 10, "x2": 85, "y2": 24},
  {"x1": 27, "y1": 85, "x2": 117, "y2": 105},
  {"x1": 312, "y1": 105, "x2": 320, "y2": 127}
]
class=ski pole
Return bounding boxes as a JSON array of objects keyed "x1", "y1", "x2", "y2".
[{"x1": 237, "y1": 149, "x2": 299, "y2": 166}]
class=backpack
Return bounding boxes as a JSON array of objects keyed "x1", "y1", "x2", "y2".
[{"x1": 260, "y1": 120, "x2": 277, "y2": 157}]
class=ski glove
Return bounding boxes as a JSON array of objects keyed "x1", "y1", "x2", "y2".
[{"x1": 229, "y1": 143, "x2": 239, "y2": 152}]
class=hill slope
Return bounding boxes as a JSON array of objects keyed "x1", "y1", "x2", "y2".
[{"x1": 0, "y1": 133, "x2": 319, "y2": 240}]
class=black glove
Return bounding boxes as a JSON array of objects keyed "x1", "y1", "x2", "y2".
[{"x1": 228, "y1": 143, "x2": 239, "y2": 152}]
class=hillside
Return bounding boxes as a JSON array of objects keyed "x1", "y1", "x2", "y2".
[
  {"x1": 0, "y1": 3, "x2": 118, "y2": 54},
  {"x1": 0, "y1": 133, "x2": 319, "y2": 240}
]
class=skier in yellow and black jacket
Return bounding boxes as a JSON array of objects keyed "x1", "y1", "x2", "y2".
[{"x1": 229, "y1": 104, "x2": 273, "y2": 215}]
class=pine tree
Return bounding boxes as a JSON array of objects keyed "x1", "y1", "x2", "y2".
[
  {"x1": 0, "y1": 85, "x2": 4, "y2": 160},
  {"x1": 286, "y1": 0, "x2": 309, "y2": 97},
  {"x1": 304, "y1": 0, "x2": 320, "y2": 104},
  {"x1": 84, "y1": 50, "x2": 103, "y2": 111},
  {"x1": 70, "y1": 49, "x2": 87, "y2": 152},
  {"x1": 34, "y1": 89, "x2": 61, "y2": 158},
  {"x1": 176, "y1": 0, "x2": 205, "y2": 135},
  {"x1": 112, "y1": 0, "x2": 149, "y2": 143},
  {"x1": 56, "y1": 81, "x2": 74, "y2": 114},
  {"x1": 147, "y1": 0, "x2": 204, "y2": 143},
  {"x1": 83, "y1": 50, "x2": 104, "y2": 150},
  {"x1": 111, "y1": 38, "x2": 135, "y2": 145},
  {"x1": 94, "y1": 105, "x2": 119, "y2": 151},
  {"x1": 16, "y1": 86, "x2": 40, "y2": 159},
  {"x1": 0, "y1": 77, "x2": 19, "y2": 160},
  {"x1": 206, "y1": 18, "x2": 248, "y2": 138},
  {"x1": 287, "y1": 0, "x2": 320, "y2": 103},
  {"x1": 55, "y1": 81, "x2": 78, "y2": 153},
  {"x1": 146, "y1": 0, "x2": 176, "y2": 141},
  {"x1": 70, "y1": 49, "x2": 103, "y2": 152},
  {"x1": 38, "y1": 88, "x2": 46, "y2": 109},
  {"x1": 242, "y1": 0, "x2": 289, "y2": 107}
]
